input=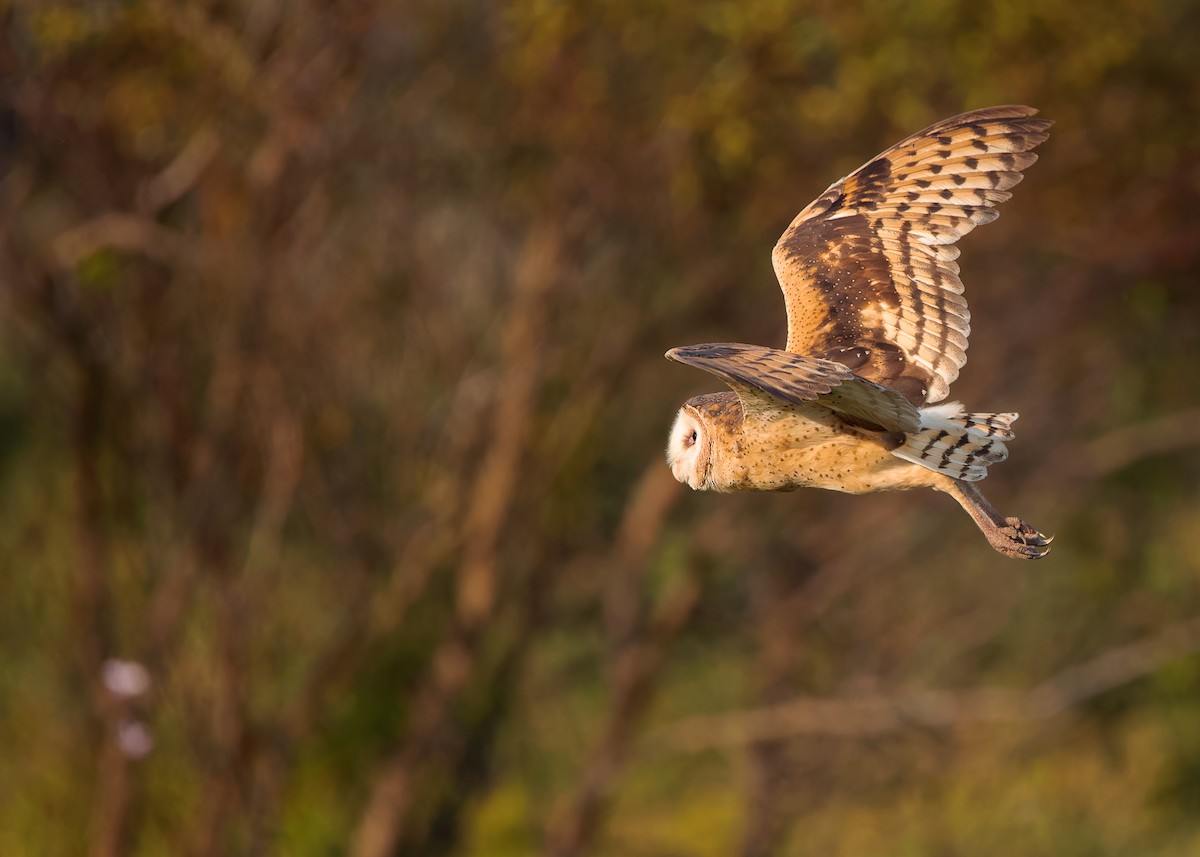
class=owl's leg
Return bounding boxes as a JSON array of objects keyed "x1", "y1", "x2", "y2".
[{"x1": 938, "y1": 478, "x2": 1052, "y2": 559}]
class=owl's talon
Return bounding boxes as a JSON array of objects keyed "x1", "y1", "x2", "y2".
[{"x1": 989, "y1": 516, "x2": 1052, "y2": 559}]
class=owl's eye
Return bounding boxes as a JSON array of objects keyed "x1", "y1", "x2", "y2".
[{"x1": 687, "y1": 430, "x2": 697, "y2": 445}]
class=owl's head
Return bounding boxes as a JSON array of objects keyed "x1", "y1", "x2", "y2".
[{"x1": 666, "y1": 404, "x2": 710, "y2": 490}]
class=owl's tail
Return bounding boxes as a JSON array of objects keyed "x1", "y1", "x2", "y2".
[{"x1": 891, "y1": 402, "x2": 1016, "y2": 482}]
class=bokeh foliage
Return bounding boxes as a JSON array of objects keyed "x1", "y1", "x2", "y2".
[{"x1": 3, "y1": 1, "x2": 1200, "y2": 855}]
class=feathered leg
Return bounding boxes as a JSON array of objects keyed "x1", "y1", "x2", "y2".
[{"x1": 939, "y1": 479, "x2": 1052, "y2": 559}]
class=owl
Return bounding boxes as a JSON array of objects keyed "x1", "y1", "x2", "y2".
[{"x1": 666, "y1": 105, "x2": 1053, "y2": 559}]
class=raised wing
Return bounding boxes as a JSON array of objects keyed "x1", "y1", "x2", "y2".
[
  {"x1": 666, "y1": 342, "x2": 920, "y2": 434},
  {"x1": 772, "y1": 105, "x2": 1052, "y2": 406}
]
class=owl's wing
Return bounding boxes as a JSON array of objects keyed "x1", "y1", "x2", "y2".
[
  {"x1": 666, "y1": 342, "x2": 920, "y2": 434},
  {"x1": 772, "y1": 105, "x2": 1052, "y2": 406}
]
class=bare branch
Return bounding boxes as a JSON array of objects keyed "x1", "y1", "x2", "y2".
[
  {"x1": 51, "y1": 213, "x2": 212, "y2": 270},
  {"x1": 137, "y1": 128, "x2": 221, "y2": 214},
  {"x1": 544, "y1": 461, "x2": 688, "y2": 857},
  {"x1": 350, "y1": 218, "x2": 563, "y2": 857},
  {"x1": 658, "y1": 615, "x2": 1200, "y2": 752},
  {"x1": 1076, "y1": 407, "x2": 1200, "y2": 478},
  {"x1": 457, "y1": 220, "x2": 562, "y2": 624}
]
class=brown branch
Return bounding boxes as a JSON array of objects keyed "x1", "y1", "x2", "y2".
[
  {"x1": 737, "y1": 556, "x2": 820, "y2": 857},
  {"x1": 657, "y1": 615, "x2": 1200, "y2": 752},
  {"x1": 457, "y1": 221, "x2": 561, "y2": 625},
  {"x1": 72, "y1": 359, "x2": 128, "y2": 857},
  {"x1": 544, "y1": 462, "x2": 686, "y2": 857},
  {"x1": 240, "y1": 363, "x2": 305, "y2": 580},
  {"x1": 88, "y1": 738, "x2": 134, "y2": 857},
  {"x1": 350, "y1": 218, "x2": 563, "y2": 857},
  {"x1": 1075, "y1": 406, "x2": 1200, "y2": 478},
  {"x1": 137, "y1": 128, "x2": 221, "y2": 214},
  {"x1": 604, "y1": 462, "x2": 685, "y2": 647},
  {"x1": 51, "y1": 212, "x2": 212, "y2": 270},
  {"x1": 546, "y1": 576, "x2": 700, "y2": 857}
]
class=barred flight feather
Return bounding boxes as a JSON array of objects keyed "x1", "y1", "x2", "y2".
[
  {"x1": 665, "y1": 342, "x2": 921, "y2": 435},
  {"x1": 891, "y1": 403, "x2": 1018, "y2": 481},
  {"x1": 772, "y1": 105, "x2": 1052, "y2": 406}
]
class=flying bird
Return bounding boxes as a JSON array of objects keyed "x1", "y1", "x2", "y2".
[{"x1": 665, "y1": 105, "x2": 1053, "y2": 559}]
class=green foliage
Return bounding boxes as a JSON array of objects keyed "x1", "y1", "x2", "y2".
[{"x1": 3, "y1": 0, "x2": 1200, "y2": 854}]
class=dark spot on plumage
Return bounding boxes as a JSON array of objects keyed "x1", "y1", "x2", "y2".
[
  {"x1": 971, "y1": 140, "x2": 989, "y2": 152},
  {"x1": 824, "y1": 191, "x2": 846, "y2": 215},
  {"x1": 936, "y1": 149, "x2": 951, "y2": 160},
  {"x1": 889, "y1": 375, "x2": 928, "y2": 407},
  {"x1": 927, "y1": 202, "x2": 942, "y2": 214},
  {"x1": 841, "y1": 416, "x2": 904, "y2": 445},
  {"x1": 964, "y1": 156, "x2": 979, "y2": 169},
  {"x1": 819, "y1": 345, "x2": 870, "y2": 371},
  {"x1": 937, "y1": 135, "x2": 953, "y2": 145},
  {"x1": 940, "y1": 188, "x2": 954, "y2": 200},
  {"x1": 811, "y1": 269, "x2": 840, "y2": 298},
  {"x1": 676, "y1": 343, "x2": 743, "y2": 360},
  {"x1": 921, "y1": 430, "x2": 949, "y2": 454},
  {"x1": 915, "y1": 178, "x2": 931, "y2": 189},
  {"x1": 953, "y1": 174, "x2": 966, "y2": 186},
  {"x1": 846, "y1": 157, "x2": 892, "y2": 207},
  {"x1": 782, "y1": 211, "x2": 935, "y2": 398},
  {"x1": 928, "y1": 164, "x2": 942, "y2": 174}
]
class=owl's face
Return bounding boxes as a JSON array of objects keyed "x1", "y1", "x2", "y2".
[{"x1": 666, "y1": 405, "x2": 710, "y2": 489}]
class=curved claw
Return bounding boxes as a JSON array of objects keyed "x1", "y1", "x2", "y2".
[
  {"x1": 943, "y1": 480, "x2": 1055, "y2": 560},
  {"x1": 991, "y1": 516, "x2": 1053, "y2": 560}
]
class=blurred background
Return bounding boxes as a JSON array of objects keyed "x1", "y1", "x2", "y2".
[{"x1": 3, "y1": 1, "x2": 1200, "y2": 855}]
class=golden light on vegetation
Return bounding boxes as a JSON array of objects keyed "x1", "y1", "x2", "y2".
[{"x1": 2, "y1": 1, "x2": 1200, "y2": 856}]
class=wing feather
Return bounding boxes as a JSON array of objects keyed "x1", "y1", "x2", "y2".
[
  {"x1": 772, "y1": 105, "x2": 1052, "y2": 405},
  {"x1": 666, "y1": 343, "x2": 920, "y2": 434}
]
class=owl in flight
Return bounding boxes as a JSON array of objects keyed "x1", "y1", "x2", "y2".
[{"x1": 666, "y1": 105, "x2": 1053, "y2": 559}]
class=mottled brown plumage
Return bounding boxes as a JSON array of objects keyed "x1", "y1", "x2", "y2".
[
  {"x1": 665, "y1": 106, "x2": 1053, "y2": 559},
  {"x1": 773, "y1": 105, "x2": 1051, "y2": 406},
  {"x1": 667, "y1": 343, "x2": 918, "y2": 433}
]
